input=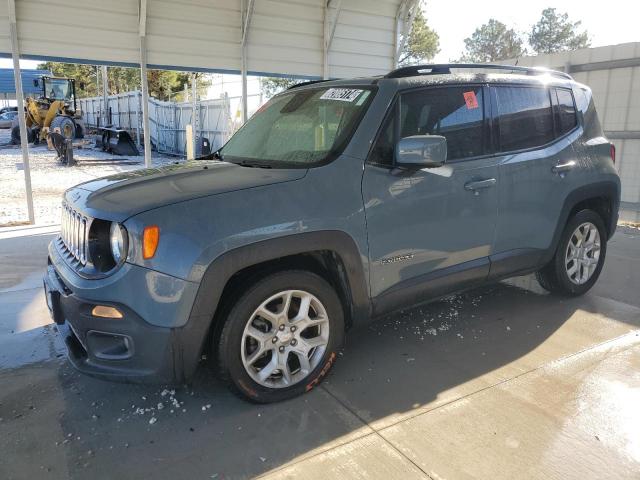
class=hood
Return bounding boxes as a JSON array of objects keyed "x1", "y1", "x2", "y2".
[{"x1": 66, "y1": 161, "x2": 307, "y2": 221}]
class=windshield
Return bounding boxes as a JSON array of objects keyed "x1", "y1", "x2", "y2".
[
  {"x1": 220, "y1": 86, "x2": 374, "y2": 167},
  {"x1": 45, "y1": 79, "x2": 73, "y2": 101}
]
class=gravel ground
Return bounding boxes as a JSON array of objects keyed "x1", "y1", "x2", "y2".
[{"x1": 0, "y1": 129, "x2": 181, "y2": 227}]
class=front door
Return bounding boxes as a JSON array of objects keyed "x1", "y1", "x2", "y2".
[{"x1": 363, "y1": 85, "x2": 500, "y2": 314}]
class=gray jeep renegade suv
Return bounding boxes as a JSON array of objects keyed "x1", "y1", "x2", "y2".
[{"x1": 44, "y1": 64, "x2": 620, "y2": 403}]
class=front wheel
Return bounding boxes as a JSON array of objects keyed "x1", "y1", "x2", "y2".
[
  {"x1": 49, "y1": 115, "x2": 76, "y2": 141},
  {"x1": 216, "y1": 270, "x2": 344, "y2": 403},
  {"x1": 536, "y1": 209, "x2": 607, "y2": 296}
]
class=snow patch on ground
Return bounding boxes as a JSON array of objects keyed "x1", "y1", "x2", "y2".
[{"x1": 0, "y1": 130, "x2": 181, "y2": 226}]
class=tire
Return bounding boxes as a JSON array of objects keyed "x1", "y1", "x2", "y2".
[
  {"x1": 49, "y1": 116, "x2": 76, "y2": 141},
  {"x1": 536, "y1": 209, "x2": 607, "y2": 296},
  {"x1": 11, "y1": 124, "x2": 36, "y2": 144},
  {"x1": 216, "y1": 270, "x2": 345, "y2": 403},
  {"x1": 11, "y1": 124, "x2": 21, "y2": 144}
]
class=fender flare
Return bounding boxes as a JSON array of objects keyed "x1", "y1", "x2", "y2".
[
  {"x1": 544, "y1": 180, "x2": 620, "y2": 264},
  {"x1": 172, "y1": 230, "x2": 371, "y2": 381}
]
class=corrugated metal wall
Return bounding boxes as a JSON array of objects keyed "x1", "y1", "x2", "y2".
[
  {"x1": 78, "y1": 91, "x2": 232, "y2": 156},
  {"x1": 501, "y1": 43, "x2": 640, "y2": 205},
  {"x1": 0, "y1": 68, "x2": 51, "y2": 97},
  {"x1": 0, "y1": 0, "x2": 402, "y2": 78}
]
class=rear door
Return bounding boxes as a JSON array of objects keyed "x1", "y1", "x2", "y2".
[
  {"x1": 362, "y1": 84, "x2": 501, "y2": 312},
  {"x1": 490, "y1": 84, "x2": 581, "y2": 277}
]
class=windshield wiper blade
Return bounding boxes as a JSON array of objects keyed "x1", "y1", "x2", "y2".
[{"x1": 237, "y1": 160, "x2": 272, "y2": 169}]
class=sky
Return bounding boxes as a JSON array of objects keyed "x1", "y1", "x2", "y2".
[{"x1": 427, "y1": 0, "x2": 640, "y2": 62}]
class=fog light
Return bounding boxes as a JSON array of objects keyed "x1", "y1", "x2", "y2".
[{"x1": 91, "y1": 305, "x2": 123, "y2": 319}]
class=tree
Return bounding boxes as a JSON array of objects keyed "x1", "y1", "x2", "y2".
[
  {"x1": 529, "y1": 8, "x2": 590, "y2": 54},
  {"x1": 37, "y1": 62, "x2": 209, "y2": 101},
  {"x1": 398, "y1": 6, "x2": 440, "y2": 65},
  {"x1": 460, "y1": 19, "x2": 525, "y2": 62},
  {"x1": 259, "y1": 77, "x2": 302, "y2": 98}
]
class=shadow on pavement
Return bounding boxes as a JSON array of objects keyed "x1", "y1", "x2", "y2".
[{"x1": 1, "y1": 227, "x2": 639, "y2": 479}]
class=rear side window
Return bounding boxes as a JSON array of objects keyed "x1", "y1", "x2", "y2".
[
  {"x1": 554, "y1": 88, "x2": 577, "y2": 136},
  {"x1": 496, "y1": 86, "x2": 554, "y2": 152},
  {"x1": 400, "y1": 86, "x2": 485, "y2": 160}
]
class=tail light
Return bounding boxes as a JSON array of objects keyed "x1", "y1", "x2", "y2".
[{"x1": 610, "y1": 144, "x2": 616, "y2": 164}]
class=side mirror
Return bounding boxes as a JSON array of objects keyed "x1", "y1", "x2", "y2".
[
  {"x1": 33, "y1": 79, "x2": 39, "y2": 87},
  {"x1": 395, "y1": 135, "x2": 447, "y2": 168}
]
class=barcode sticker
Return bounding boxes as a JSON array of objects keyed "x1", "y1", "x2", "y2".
[{"x1": 320, "y1": 88, "x2": 363, "y2": 102}]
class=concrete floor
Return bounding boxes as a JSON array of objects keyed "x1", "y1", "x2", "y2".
[{"x1": 0, "y1": 224, "x2": 639, "y2": 480}]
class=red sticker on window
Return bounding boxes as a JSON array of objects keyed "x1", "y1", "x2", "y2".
[{"x1": 463, "y1": 91, "x2": 479, "y2": 109}]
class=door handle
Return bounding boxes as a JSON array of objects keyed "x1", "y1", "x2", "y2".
[
  {"x1": 552, "y1": 161, "x2": 576, "y2": 174},
  {"x1": 464, "y1": 178, "x2": 497, "y2": 191}
]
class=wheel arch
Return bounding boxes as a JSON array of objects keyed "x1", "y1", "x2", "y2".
[
  {"x1": 546, "y1": 180, "x2": 620, "y2": 264},
  {"x1": 173, "y1": 230, "x2": 371, "y2": 381}
]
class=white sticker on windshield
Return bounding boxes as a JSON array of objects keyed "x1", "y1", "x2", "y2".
[{"x1": 320, "y1": 88, "x2": 364, "y2": 102}]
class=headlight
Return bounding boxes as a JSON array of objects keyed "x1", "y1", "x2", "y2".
[{"x1": 109, "y1": 222, "x2": 127, "y2": 263}]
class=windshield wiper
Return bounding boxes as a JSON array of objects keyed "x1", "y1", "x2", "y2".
[{"x1": 236, "y1": 160, "x2": 273, "y2": 169}]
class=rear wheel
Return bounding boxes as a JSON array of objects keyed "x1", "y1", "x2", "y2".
[
  {"x1": 536, "y1": 209, "x2": 607, "y2": 296},
  {"x1": 49, "y1": 116, "x2": 76, "y2": 141},
  {"x1": 11, "y1": 124, "x2": 36, "y2": 144},
  {"x1": 216, "y1": 270, "x2": 344, "y2": 403}
]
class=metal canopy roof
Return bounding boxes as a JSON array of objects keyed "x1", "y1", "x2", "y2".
[{"x1": 0, "y1": 0, "x2": 414, "y2": 79}]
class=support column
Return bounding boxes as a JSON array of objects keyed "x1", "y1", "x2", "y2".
[
  {"x1": 139, "y1": 0, "x2": 152, "y2": 167},
  {"x1": 394, "y1": 0, "x2": 418, "y2": 68},
  {"x1": 191, "y1": 72, "x2": 197, "y2": 157},
  {"x1": 8, "y1": 0, "x2": 34, "y2": 224},
  {"x1": 101, "y1": 65, "x2": 109, "y2": 126},
  {"x1": 240, "y1": 0, "x2": 255, "y2": 124},
  {"x1": 323, "y1": 0, "x2": 342, "y2": 80}
]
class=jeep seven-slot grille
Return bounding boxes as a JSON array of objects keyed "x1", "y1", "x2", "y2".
[{"x1": 60, "y1": 204, "x2": 88, "y2": 265}]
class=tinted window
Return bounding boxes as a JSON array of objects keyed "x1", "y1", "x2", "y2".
[
  {"x1": 555, "y1": 88, "x2": 577, "y2": 135},
  {"x1": 400, "y1": 86, "x2": 485, "y2": 160},
  {"x1": 496, "y1": 86, "x2": 554, "y2": 151},
  {"x1": 369, "y1": 109, "x2": 396, "y2": 166}
]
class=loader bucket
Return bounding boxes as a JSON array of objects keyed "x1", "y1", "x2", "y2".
[{"x1": 107, "y1": 130, "x2": 139, "y2": 156}]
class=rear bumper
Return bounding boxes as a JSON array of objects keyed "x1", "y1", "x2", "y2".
[{"x1": 45, "y1": 240, "x2": 209, "y2": 384}]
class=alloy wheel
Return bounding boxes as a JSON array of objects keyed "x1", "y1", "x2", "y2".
[
  {"x1": 565, "y1": 222, "x2": 601, "y2": 285},
  {"x1": 240, "y1": 290, "x2": 329, "y2": 389}
]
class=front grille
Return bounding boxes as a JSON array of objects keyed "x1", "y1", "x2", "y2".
[{"x1": 60, "y1": 204, "x2": 89, "y2": 265}]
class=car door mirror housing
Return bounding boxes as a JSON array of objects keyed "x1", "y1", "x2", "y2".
[{"x1": 395, "y1": 135, "x2": 447, "y2": 168}]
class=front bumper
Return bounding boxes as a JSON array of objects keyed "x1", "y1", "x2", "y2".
[{"x1": 45, "y1": 240, "x2": 208, "y2": 383}]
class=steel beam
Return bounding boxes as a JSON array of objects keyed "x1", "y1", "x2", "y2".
[
  {"x1": 139, "y1": 0, "x2": 152, "y2": 167},
  {"x1": 191, "y1": 72, "x2": 197, "y2": 157},
  {"x1": 323, "y1": 0, "x2": 342, "y2": 80},
  {"x1": 101, "y1": 65, "x2": 109, "y2": 126},
  {"x1": 241, "y1": 0, "x2": 255, "y2": 123},
  {"x1": 394, "y1": 0, "x2": 418, "y2": 67},
  {"x1": 7, "y1": 0, "x2": 35, "y2": 224}
]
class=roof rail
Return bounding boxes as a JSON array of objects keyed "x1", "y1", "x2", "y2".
[
  {"x1": 286, "y1": 79, "x2": 332, "y2": 90},
  {"x1": 385, "y1": 63, "x2": 572, "y2": 80}
]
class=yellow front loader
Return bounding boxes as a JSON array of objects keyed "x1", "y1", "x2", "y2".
[{"x1": 11, "y1": 76, "x2": 85, "y2": 145}]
